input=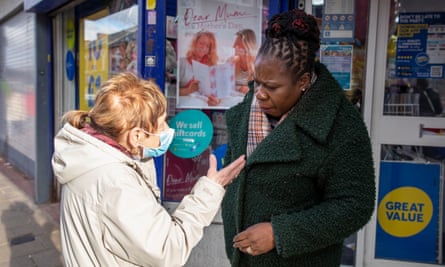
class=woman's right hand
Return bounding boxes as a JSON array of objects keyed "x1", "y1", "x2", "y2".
[
  {"x1": 179, "y1": 79, "x2": 200, "y2": 96},
  {"x1": 186, "y1": 80, "x2": 200, "y2": 94},
  {"x1": 207, "y1": 154, "x2": 245, "y2": 187}
]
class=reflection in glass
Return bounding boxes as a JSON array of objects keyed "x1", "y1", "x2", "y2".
[
  {"x1": 79, "y1": 2, "x2": 138, "y2": 110},
  {"x1": 384, "y1": 0, "x2": 445, "y2": 117},
  {"x1": 381, "y1": 144, "x2": 445, "y2": 162}
]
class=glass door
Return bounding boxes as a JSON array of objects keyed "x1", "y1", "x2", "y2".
[
  {"x1": 365, "y1": 0, "x2": 445, "y2": 266},
  {"x1": 78, "y1": 0, "x2": 138, "y2": 110}
]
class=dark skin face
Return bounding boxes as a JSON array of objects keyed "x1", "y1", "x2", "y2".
[{"x1": 253, "y1": 54, "x2": 310, "y2": 118}]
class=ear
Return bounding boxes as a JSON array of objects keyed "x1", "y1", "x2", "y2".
[
  {"x1": 299, "y1": 72, "x2": 310, "y2": 88},
  {"x1": 127, "y1": 127, "x2": 142, "y2": 148},
  {"x1": 296, "y1": 72, "x2": 311, "y2": 94}
]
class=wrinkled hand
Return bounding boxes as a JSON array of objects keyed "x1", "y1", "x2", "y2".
[
  {"x1": 207, "y1": 95, "x2": 221, "y2": 106},
  {"x1": 207, "y1": 154, "x2": 245, "y2": 187},
  {"x1": 233, "y1": 222, "x2": 275, "y2": 256}
]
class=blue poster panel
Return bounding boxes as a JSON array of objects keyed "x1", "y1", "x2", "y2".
[
  {"x1": 320, "y1": 45, "x2": 353, "y2": 90},
  {"x1": 376, "y1": 161, "x2": 442, "y2": 263},
  {"x1": 396, "y1": 12, "x2": 445, "y2": 78}
]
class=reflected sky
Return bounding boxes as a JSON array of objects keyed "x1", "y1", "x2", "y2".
[{"x1": 84, "y1": 5, "x2": 138, "y2": 41}]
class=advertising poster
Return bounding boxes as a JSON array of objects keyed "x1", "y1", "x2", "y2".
[
  {"x1": 163, "y1": 149, "x2": 211, "y2": 201},
  {"x1": 320, "y1": 44, "x2": 353, "y2": 89},
  {"x1": 321, "y1": 0, "x2": 355, "y2": 43},
  {"x1": 176, "y1": 0, "x2": 262, "y2": 109},
  {"x1": 168, "y1": 110, "x2": 214, "y2": 159},
  {"x1": 376, "y1": 161, "x2": 442, "y2": 263},
  {"x1": 396, "y1": 12, "x2": 445, "y2": 79},
  {"x1": 164, "y1": 110, "x2": 228, "y2": 201}
]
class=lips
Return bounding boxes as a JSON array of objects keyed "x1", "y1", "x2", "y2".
[{"x1": 259, "y1": 105, "x2": 272, "y2": 112}]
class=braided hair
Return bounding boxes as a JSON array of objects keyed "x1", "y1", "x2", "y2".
[{"x1": 258, "y1": 9, "x2": 320, "y2": 81}]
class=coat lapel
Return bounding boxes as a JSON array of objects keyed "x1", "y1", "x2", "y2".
[
  {"x1": 247, "y1": 119, "x2": 302, "y2": 164},
  {"x1": 293, "y1": 63, "x2": 344, "y2": 144},
  {"x1": 226, "y1": 63, "x2": 344, "y2": 166}
]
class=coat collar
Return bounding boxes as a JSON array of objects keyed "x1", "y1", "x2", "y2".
[
  {"x1": 290, "y1": 62, "x2": 344, "y2": 144},
  {"x1": 226, "y1": 63, "x2": 344, "y2": 164}
]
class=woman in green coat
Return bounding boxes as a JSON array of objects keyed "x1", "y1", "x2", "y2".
[{"x1": 221, "y1": 9, "x2": 375, "y2": 267}]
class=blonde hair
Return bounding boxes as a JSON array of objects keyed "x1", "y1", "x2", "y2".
[
  {"x1": 235, "y1": 29, "x2": 257, "y2": 78},
  {"x1": 63, "y1": 72, "x2": 166, "y2": 139},
  {"x1": 186, "y1": 31, "x2": 219, "y2": 66},
  {"x1": 236, "y1": 29, "x2": 257, "y2": 57}
]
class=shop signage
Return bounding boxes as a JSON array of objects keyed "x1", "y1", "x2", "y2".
[
  {"x1": 376, "y1": 161, "x2": 442, "y2": 263},
  {"x1": 65, "y1": 51, "x2": 75, "y2": 81},
  {"x1": 396, "y1": 12, "x2": 445, "y2": 78},
  {"x1": 168, "y1": 109, "x2": 213, "y2": 159},
  {"x1": 163, "y1": 109, "x2": 214, "y2": 201},
  {"x1": 321, "y1": 0, "x2": 355, "y2": 43}
]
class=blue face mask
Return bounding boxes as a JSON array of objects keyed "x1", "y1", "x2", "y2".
[{"x1": 140, "y1": 128, "x2": 175, "y2": 158}]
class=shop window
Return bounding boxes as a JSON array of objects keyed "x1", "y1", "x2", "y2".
[
  {"x1": 383, "y1": 0, "x2": 445, "y2": 117},
  {"x1": 78, "y1": 0, "x2": 138, "y2": 110},
  {"x1": 312, "y1": 0, "x2": 369, "y2": 114}
]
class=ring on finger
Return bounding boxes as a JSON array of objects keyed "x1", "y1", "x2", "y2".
[{"x1": 246, "y1": 246, "x2": 253, "y2": 255}]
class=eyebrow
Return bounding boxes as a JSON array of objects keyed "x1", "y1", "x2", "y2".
[{"x1": 254, "y1": 75, "x2": 279, "y2": 85}]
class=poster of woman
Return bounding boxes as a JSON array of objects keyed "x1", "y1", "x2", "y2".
[{"x1": 176, "y1": 0, "x2": 262, "y2": 109}]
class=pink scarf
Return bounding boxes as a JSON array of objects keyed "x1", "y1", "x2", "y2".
[
  {"x1": 247, "y1": 96, "x2": 292, "y2": 157},
  {"x1": 81, "y1": 124, "x2": 133, "y2": 157}
]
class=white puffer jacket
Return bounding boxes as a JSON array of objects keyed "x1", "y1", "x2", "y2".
[{"x1": 52, "y1": 123, "x2": 225, "y2": 267}]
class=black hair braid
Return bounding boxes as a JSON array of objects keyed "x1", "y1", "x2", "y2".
[{"x1": 258, "y1": 9, "x2": 320, "y2": 78}]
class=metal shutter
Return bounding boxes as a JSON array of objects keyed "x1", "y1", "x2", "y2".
[{"x1": 0, "y1": 10, "x2": 37, "y2": 177}]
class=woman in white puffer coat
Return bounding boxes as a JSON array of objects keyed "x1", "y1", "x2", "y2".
[{"x1": 52, "y1": 72, "x2": 245, "y2": 267}]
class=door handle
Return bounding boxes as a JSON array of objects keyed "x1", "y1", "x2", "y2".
[{"x1": 419, "y1": 124, "x2": 445, "y2": 138}]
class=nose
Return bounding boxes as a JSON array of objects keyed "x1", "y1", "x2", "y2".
[{"x1": 255, "y1": 85, "x2": 267, "y2": 100}]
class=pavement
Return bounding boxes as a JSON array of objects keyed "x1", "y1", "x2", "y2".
[{"x1": 0, "y1": 157, "x2": 62, "y2": 267}]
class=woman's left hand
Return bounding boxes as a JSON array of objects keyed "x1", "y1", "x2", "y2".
[
  {"x1": 207, "y1": 95, "x2": 221, "y2": 106},
  {"x1": 232, "y1": 222, "x2": 275, "y2": 256}
]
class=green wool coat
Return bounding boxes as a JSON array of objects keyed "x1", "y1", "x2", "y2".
[{"x1": 221, "y1": 63, "x2": 376, "y2": 267}]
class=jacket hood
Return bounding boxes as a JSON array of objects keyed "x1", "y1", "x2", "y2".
[{"x1": 52, "y1": 123, "x2": 136, "y2": 185}]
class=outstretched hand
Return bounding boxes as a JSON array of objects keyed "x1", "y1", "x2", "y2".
[{"x1": 207, "y1": 154, "x2": 245, "y2": 187}]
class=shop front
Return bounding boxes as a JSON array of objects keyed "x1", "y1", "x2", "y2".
[
  {"x1": 365, "y1": 0, "x2": 445, "y2": 266},
  {"x1": 19, "y1": 0, "x2": 445, "y2": 266}
]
